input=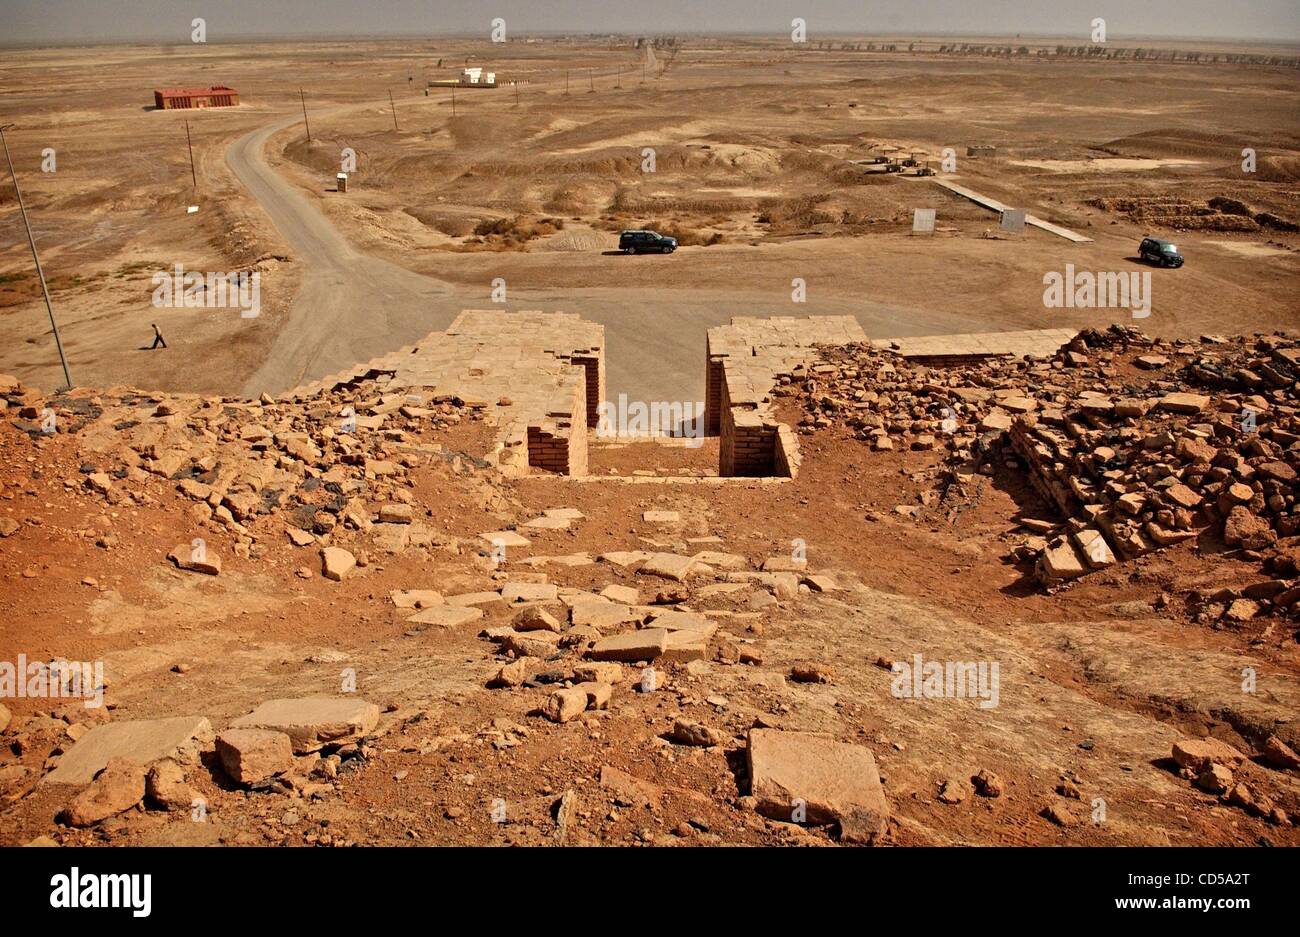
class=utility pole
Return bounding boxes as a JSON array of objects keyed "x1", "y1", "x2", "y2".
[
  {"x1": 389, "y1": 90, "x2": 399, "y2": 131},
  {"x1": 299, "y1": 88, "x2": 311, "y2": 142},
  {"x1": 184, "y1": 119, "x2": 197, "y2": 189},
  {"x1": 0, "y1": 125, "x2": 72, "y2": 389},
  {"x1": 450, "y1": 84, "x2": 457, "y2": 117}
]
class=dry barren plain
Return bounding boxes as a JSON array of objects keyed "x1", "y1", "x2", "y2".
[{"x1": 0, "y1": 36, "x2": 1298, "y2": 848}]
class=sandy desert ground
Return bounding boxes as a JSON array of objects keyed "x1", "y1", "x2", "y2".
[
  {"x1": 0, "y1": 35, "x2": 1298, "y2": 849},
  {"x1": 2, "y1": 37, "x2": 1298, "y2": 398}
]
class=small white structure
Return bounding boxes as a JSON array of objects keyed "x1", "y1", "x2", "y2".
[
  {"x1": 461, "y1": 67, "x2": 496, "y2": 86},
  {"x1": 1000, "y1": 209, "x2": 1026, "y2": 234},
  {"x1": 912, "y1": 208, "x2": 936, "y2": 234}
]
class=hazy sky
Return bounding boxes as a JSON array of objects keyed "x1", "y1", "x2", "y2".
[{"x1": 3, "y1": 0, "x2": 1298, "y2": 44}]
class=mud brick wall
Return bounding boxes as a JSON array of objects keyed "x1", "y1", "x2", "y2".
[
  {"x1": 774, "y1": 425, "x2": 801, "y2": 477},
  {"x1": 527, "y1": 369, "x2": 588, "y2": 476},
  {"x1": 709, "y1": 316, "x2": 866, "y2": 478},
  {"x1": 705, "y1": 335, "x2": 725, "y2": 437},
  {"x1": 572, "y1": 354, "x2": 603, "y2": 429},
  {"x1": 726, "y1": 409, "x2": 777, "y2": 476},
  {"x1": 288, "y1": 310, "x2": 604, "y2": 477}
]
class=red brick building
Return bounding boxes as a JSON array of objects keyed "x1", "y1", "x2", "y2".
[{"x1": 153, "y1": 86, "x2": 239, "y2": 110}]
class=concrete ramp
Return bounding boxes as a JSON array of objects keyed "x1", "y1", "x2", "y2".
[{"x1": 934, "y1": 179, "x2": 1093, "y2": 242}]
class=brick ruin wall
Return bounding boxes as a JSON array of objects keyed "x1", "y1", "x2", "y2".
[
  {"x1": 708, "y1": 316, "x2": 868, "y2": 478},
  {"x1": 526, "y1": 374, "x2": 588, "y2": 476},
  {"x1": 286, "y1": 310, "x2": 604, "y2": 478}
]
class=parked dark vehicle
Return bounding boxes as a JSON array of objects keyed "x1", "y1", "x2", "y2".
[
  {"x1": 1138, "y1": 237, "x2": 1184, "y2": 268},
  {"x1": 619, "y1": 230, "x2": 677, "y2": 254}
]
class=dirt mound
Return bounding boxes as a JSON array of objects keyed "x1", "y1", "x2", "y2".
[
  {"x1": 1255, "y1": 155, "x2": 1300, "y2": 184},
  {"x1": 538, "y1": 228, "x2": 611, "y2": 252},
  {"x1": 1088, "y1": 195, "x2": 1261, "y2": 232},
  {"x1": 1101, "y1": 129, "x2": 1252, "y2": 160}
]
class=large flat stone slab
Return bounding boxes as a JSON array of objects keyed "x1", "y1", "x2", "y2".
[
  {"x1": 229, "y1": 698, "x2": 379, "y2": 753},
  {"x1": 637, "y1": 552, "x2": 702, "y2": 581},
  {"x1": 407, "y1": 605, "x2": 483, "y2": 628},
  {"x1": 45, "y1": 716, "x2": 214, "y2": 785},
  {"x1": 588, "y1": 628, "x2": 670, "y2": 662},
  {"x1": 646, "y1": 610, "x2": 717, "y2": 636},
  {"x1": 747, "y1": 729, "x2": 889, "y2": 843},
  {"x1": 571, "y1": 601, "x2": 643, "y2": 630}
]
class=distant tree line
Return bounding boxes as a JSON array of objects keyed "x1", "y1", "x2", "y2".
[{"x1": 804, "y1": 41, "x2": 1299, "y2": 68}]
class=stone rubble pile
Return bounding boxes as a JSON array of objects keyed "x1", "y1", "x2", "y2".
[
  {"x1": 790, "y1": 326, "x2": 1300, "y2": 614},
  {"x1": 1008, "y1": 330, "x2": 1299, "y2": 611},
  {"x1": 7, "y1": 700, "x2": 381, "y2": 835},
  {"x1": 1, "y1": 371, "x2": 510, "y2": 566}
]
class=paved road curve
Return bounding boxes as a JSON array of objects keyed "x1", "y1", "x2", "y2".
[{"x1": 226, "y1": 112, "x2": 458, "y2": 396}]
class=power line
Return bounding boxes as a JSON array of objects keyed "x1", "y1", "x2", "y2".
[
  {"x1": 0, "y1": 124, "x2": 72, "y2": 390},
  {"x1": 299, "y1": 88, "x2": 311, "y2": 142}
]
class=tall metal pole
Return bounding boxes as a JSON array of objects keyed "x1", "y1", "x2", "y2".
[
  {"x1": 388, "y1": 90, "x2": 399, "y2": 131},
  {"x1": 0, "y1": 125, "x2": 72, "y2": 389},
  {"x1": 299, "y1": 89, "x2": 311, "y2": 142},
  {"x1": 184, "y1": 119, "x2": 197, "y2": 189}
]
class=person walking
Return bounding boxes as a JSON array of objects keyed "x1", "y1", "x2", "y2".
[{"x1": 150, "y1": 323, "x2": 167, "y2": 349}]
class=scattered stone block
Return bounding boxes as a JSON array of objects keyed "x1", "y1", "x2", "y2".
[
  {"x1": 747, "y1": 729, "x2": 889, "y2": 843},
  {"x1": 600, "y1": 584, "x2": 639, "y2": 604},
  {"x1": 45, "y1": 716, "x2": 214, "y2": 785},
  {"x1": 1171, "y1": 737, "x2": 1245, "y2": 773},
  {"x1": 145, "y1": 759, "x2": 196, "y2": 811},
  {"x1": 573, "y1": 662, "x2": 625, "y2": 684},
  {"x1": 216, "y1": 728, "x2": 294, "y2": 785},
  {"x1": 1157, "y1": 392, "x2": 1210, "y2": 415},
  {"x1": 389, "y1": 589, "x2": 444, "y2": 609},
  {"x1": 378, "y1": 503, "x2": 413, "y2": 524},
  {"x1": 512, "y1": 605, "x2": 561, "y2": 632},
  {"x1": 407, "y1": 605, "x2": 483, "y2": 628},
  {"x1": 62, "y1": 757, "x2": 146, "y2": 827},
  {"x1": 542, "y1": 687, "x2": 588, "y2": 723},
  {"x1": 588, "y1": 628, "x2": 670, "y2": 662},
  {"x1": 671, "y1": 719, "x2": 724, "y2": 747},
  {"x1": 167, "y1": 543, "x2": 221, "y2": 576},
  {"x1": 480, "y1": 530, "x2": 530, "y2": 548},
  {"x1": 501, "y1": 582, "x2": 559, "y2": 603},
  {"x1": 230, "y1": 698, "x2": 379, "y2": 754},
  {"x1": 637, "y1": 553, "x2": 700, "y2": 581},
  {"x1": 320, "y1": 547, "x2": 356, "y2": 581}
]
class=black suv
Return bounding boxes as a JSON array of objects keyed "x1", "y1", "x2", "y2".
[
  {"x1": 1138, "y1": 237, "x2": 1184, "y2": 268},
  {"x1": 619, "y1": 230, "x2": 677, "y2": 254}
]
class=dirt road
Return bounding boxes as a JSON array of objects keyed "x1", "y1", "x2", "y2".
[{"x1": 226, "y1": 113, "x2": 457, "y2": 396}]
